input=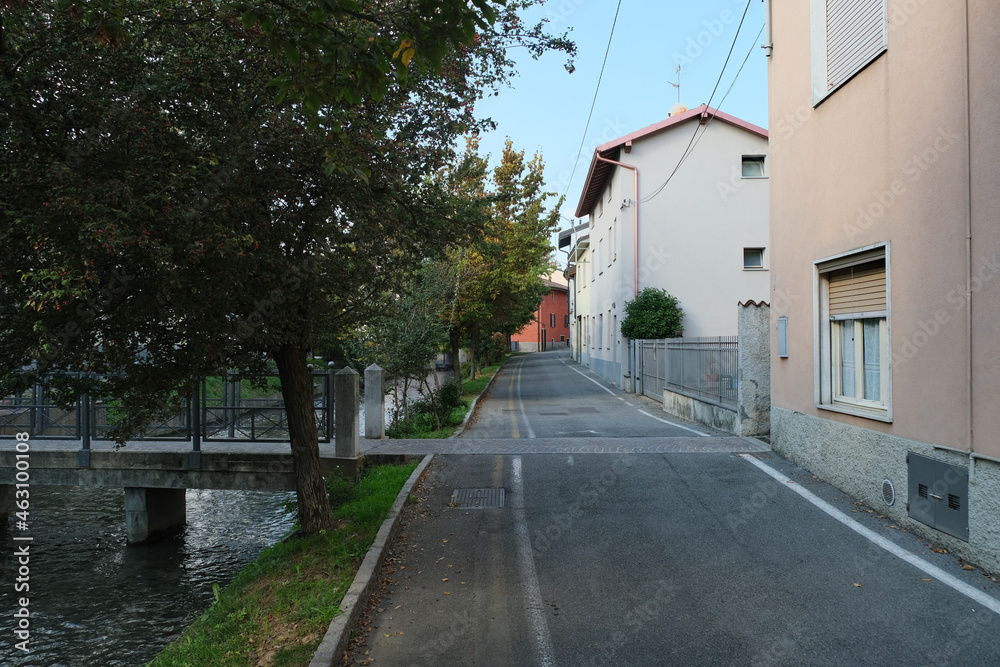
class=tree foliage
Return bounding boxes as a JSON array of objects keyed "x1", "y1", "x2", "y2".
[
  {"x1": 441, "y1": 137, "x2": 561, "y2": 383},
  {"x1": 0, "y1": 0, "x2": 573, "y2": 533},
  {"x1": 620, "y1": 288, "x2": 685, "y2": 340}
]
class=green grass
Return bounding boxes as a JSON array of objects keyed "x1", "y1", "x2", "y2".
[
  {"x1": 148, "y1": 463, "x2": 417, "y2": 667},
  {"x1": 386, "y1": 356, "x2": 510, "y2": 439}
]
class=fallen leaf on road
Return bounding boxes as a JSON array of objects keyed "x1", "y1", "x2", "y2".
[
  {"x1": 444, "y1": 592, "x2": 451, "y2": 595},
  {"x1": 962, "y1": 565, "x2": 976, "y2": 571},
  {"x1": 442, "y1": 578, "x2": 449, "y2": 582},
  {"x1": 443, "y1": 539, "x2": 449, "y2": 543},
  {"x1": 853, "y1": 583, "x2": 862, "y2": 588},
  {"x1": 786, "y1": 481, "x2": 795, "y2": 484},
  {"x1": 932, "y1": 548, "x2": 948, "y2": 554},
  {"x1": 922, "y1": 579, "x2": 932, "y2": 582}
]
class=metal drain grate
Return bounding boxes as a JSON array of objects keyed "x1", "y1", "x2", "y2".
[{"x1": 451, "y1": 488, "x2": 505, "y2": 509}]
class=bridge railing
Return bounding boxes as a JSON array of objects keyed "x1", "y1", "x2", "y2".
[{"x1": 0, "y1": 366, "x2": 335, "y2": 443}]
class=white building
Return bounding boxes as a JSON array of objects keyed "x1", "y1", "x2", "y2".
[{"x1": 573, "y1": 104, "x2": 770, "y2": 387}]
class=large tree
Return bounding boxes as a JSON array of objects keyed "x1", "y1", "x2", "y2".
[
  {"x1": 442, "y1": 138, "x2": 561, "y2": 384},
  {"x1": 0, "y1": 1, "x2": 572, "y2": 532}
]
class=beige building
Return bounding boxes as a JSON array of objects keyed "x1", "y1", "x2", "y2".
[{"x1": 768, "y1": 0, "x2": 1000, "y2": 570}]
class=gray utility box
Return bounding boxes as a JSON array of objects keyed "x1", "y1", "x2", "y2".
[{"x1": 907, "y1": 452, "x2": 969, "y2": 542}]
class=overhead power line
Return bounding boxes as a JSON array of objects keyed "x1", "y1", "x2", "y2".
[
  {"x1": 640, "y1": 0, "x2": 757, "y2": 204},
  {"x1": 561, "y1": 0, "x2": 623, "y2": 206}
]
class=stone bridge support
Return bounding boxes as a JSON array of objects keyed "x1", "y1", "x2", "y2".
[
  {"x1": 365, "y1": 363, "x2": 386, "y2": 439},
  {"x1": 336, "y1": 367, "x2": 360, "y2": 459},
  {"x1": 0, "y1": 484, "x2": 13, "y2": 523},
  {"x1": 124, "y1": 487, "x2": 186, "y2": 544}
]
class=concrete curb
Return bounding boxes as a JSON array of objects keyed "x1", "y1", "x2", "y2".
[
  {"x1": 309, "y1": 453, "x2": 435, "y2": 666},
  {"x1": 450, "y1": 356, "x2": 512, "y2": 439}
]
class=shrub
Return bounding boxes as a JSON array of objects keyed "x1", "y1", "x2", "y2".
[{"x1": 620, "y1": 288, "x2": 684, "y2": 339}]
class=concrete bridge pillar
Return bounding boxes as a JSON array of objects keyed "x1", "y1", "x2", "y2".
[
  {"x1": 365, "y1": 363, "x2": 386, "y2": 439},
  {"x1": 0, "y1": 485, "x2": 13, "y2": 523},
  {"x1": 335, "y1": 367, "x2": 360, "y2": 458},
  {"x1": 124, "y1": 487, "x2": 186, "y2": 544}
]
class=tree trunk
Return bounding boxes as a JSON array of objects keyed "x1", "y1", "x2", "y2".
[
  {"x1": 272, "y1": 343, "x2": 335, "y2": 534},
  {"x1": 469, "y1": 331, "x2": 479, "y2": 381},
  {"x1": 450, "y1": 331, "x2": 463, "y2": 391}
]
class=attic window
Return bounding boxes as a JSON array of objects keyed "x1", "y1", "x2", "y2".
[{"x1": 742, "y1": 156, "x2": 765, "y2": 178}]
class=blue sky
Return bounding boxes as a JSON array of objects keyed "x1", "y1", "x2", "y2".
[{"x1": 472, "y1": 0, "x2": 769, "y2": 230}]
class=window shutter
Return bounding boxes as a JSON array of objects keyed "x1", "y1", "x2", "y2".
[
  {"x1": 828, "y1": 260, "x2": 886, "y2": 316},
  {"x1": 826, "y1": 0, "x2": 886, "y2": 91}
]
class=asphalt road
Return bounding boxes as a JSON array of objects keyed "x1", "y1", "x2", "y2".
[{"x1": 345, "y1": 351, "x2": 1000, "y2": 666}]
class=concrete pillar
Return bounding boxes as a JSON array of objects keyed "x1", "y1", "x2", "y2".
[
  {"x1": 364, "y1": 363, "x2": 386, "y2": 439},
  {"x1": 335, "y1": 367, "x2": 360, "y2": 458},
  {"x1": 0, "y1": 485, "x2": 14, "y2": 523},
  {"x1": 124, "y1": 487, "x2": 186, "y2": 544},
  {"x1": 737, "y1": 302, "x2": 771, "y2": 437}
]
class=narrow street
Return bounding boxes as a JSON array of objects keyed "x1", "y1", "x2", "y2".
[{"x1": 347, "y1": 351, "x2": 1000, "y2": 666}]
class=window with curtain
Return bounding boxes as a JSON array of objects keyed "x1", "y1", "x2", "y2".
[{"x1": 817, "y1": 250, "x2": 890, "y2": 418}]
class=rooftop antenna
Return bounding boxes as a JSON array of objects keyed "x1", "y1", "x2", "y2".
[{"x1": 668, "y1": 65, "x2": 681, "y2": 104}]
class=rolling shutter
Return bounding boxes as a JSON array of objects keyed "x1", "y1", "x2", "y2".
[
  {"x1": 826, "y1": 0, "x2": 886, "y2": 91},
  {"x1": 829, "y1": 259, "x2": 886, "y2": 316}
]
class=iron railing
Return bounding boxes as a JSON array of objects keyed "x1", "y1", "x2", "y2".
[
  {"x1": 0, "y1": 369, "x2": 334, "y2": 443},
  {"x1": 633, "y1": 337, "x2": 738, "y2": 406}
]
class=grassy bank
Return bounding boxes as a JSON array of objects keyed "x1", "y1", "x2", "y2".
[
  {"x1": 149, "y1": 463, "x2": 417, "y2": 667},
  {"x1": 386, "y1": 355, "x2": 512, "y2": 439}
]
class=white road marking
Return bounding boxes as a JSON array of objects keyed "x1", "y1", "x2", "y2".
[
  {"x1": 511, "y1": 457, "x2": 556, "y2": 666},
  {"x1": 637, "y1": 409, "x2": 711, "y2": 437},
  {"x1": 559, "y1": 358, "x2": 711, "y2": 437},
  {"x1": 515, "y1": 358, "x2": 536, "y2": 439},
  {"x1": 740, "y1": 454, "x2": 1000, "y2": 617}
]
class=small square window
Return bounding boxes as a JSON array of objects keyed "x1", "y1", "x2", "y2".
[
  {"x1": 742, "y1": 156, "x2": 765, "y2": 178},
  {"x1": 744, "y1": 248, "x2": 765, "y2": 269}
]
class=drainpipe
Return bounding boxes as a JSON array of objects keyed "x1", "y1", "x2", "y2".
[
  {"x1": 762, "y1": 0, "x2": 773, "y2": 57},
  {"x1": 962, "y1": 0, "x2": 974, "y2": 468},
  {"x1": 594, "y1": 155, "x2": 639, "y2": 298}
]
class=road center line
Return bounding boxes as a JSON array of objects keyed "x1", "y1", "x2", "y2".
[
  {"x1": 511, "y1": 456, "x2": 556, "y2": 667},
  {"x1": 515, "y1": 358, "x2": 536, "y2": 439},
  {"x1": 740, "y1": 454, "x2": 1000, "y2": 616},
  {"x1": 507, "y1": 364, "x2": 520, "y2": 439}
]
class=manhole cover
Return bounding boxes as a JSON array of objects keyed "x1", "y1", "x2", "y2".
[{"x1": 451, "y1": 488, "x2": 505, "y2": 508}]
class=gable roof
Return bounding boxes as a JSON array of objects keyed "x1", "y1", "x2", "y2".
[{"x1": 573, "y1": 104, "x2": 768, "y2": 217}]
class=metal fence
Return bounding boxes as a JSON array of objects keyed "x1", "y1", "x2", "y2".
[
  {"x1": 633, "y1": 337, "x2": 738, "y2": 406},
  {"x1": 0, "y1": 370, "x2": 334, "y2": 443}
]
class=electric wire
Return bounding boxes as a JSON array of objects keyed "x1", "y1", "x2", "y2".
[
  {"x1": 639, "y1": 0, "x2": 756, "y2": 204},
  {"x1": 641, "y1": 21, "x2": 765, "y2": 204},
  {"x1": 561, "y1": 0, "x2": 623, "y2": 206}
]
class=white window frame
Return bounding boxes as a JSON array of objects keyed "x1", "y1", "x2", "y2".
[
  {"x1": 810, "y1": 0, "x2": 888, "y2": 106},
  {"x1": 741, "y1": 155, "x2": 766, "y2": 179},
  {"x1": 744, "y1": 247, "x2": 766, "y2": 270},
  {"x1": 814, "y1": 243, "x2": 892, "y2": 421}
]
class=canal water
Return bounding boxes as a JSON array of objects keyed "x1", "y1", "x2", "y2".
[{"x1": 1, "y1": 485, "x2": 294, "y2": 666}]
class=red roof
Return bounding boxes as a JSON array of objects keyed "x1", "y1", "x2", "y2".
[{"x1": 574, "y1": 105, "x2": 768, "y2": 217}]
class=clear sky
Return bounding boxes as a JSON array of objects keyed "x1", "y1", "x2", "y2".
[{"x1": 472, "y1": 0, "x2": 769, "y2": 235}]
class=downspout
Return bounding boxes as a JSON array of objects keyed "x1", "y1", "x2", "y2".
[
  {"x1": 762, "y1": 0, "x2": 773, "y2": 57},
  {"x1": 594, "y1": 155, "x2": 640, "y2": 298},
  {"x1": 962, "y1": 0, "x2": 974, "y2": 467}
]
